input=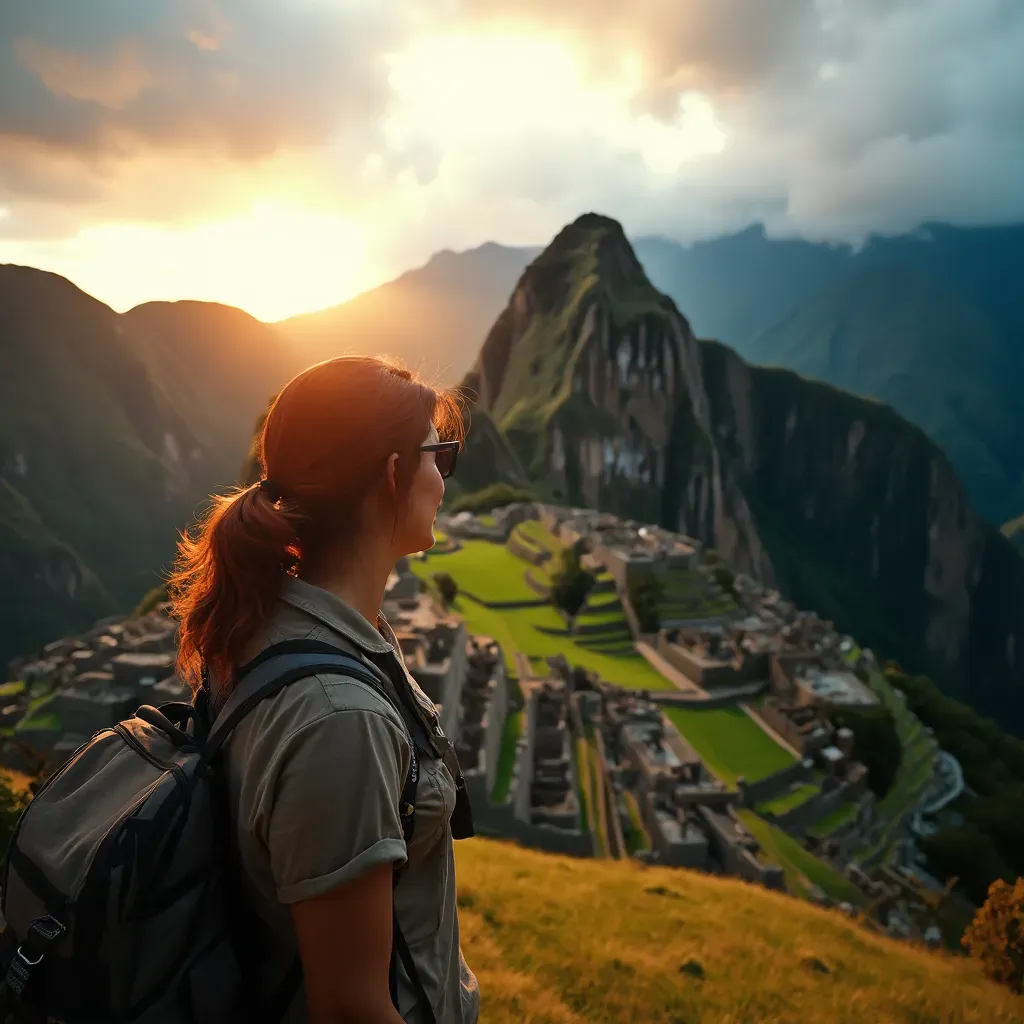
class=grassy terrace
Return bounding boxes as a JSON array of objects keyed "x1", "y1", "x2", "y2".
[
  {"x1": 738, "y1": 811, "x2": 864, "y2": 906},
  {"x1": 491, "y1": 705, "x2": 524, "y2": 805},
  {"x1": 414, "y1": 537, "x2": 673, "y2": 690},
  {"x1": 622, "y1": 790, "x2": 650, "y2": 855},
  {"x1": 755, "y1": 782, "x2": 821, "y2": 816},
  {"x1": 425, "y1": 539, "x2": 549, "y2": 602},
  {"x1": 660, "y1": 568, "x2": 738, "y2": 619},
  {"x1": 840, "y1": 643, "x2": 938, "y2": 860},
  {"x1": 664, "y1": 706, "x2": 796, "y2": 785},
  {"x1": 807, "y1": 801, "x2": 858, "y2": 839}
]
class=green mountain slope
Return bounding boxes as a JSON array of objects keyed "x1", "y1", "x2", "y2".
[
  {"x1": 0, "y1": 265, "x2": 299, "y2": 667},
  {"x1": 459, "y1": 214, "x2": 1024, "y2": 733},
  {"x1": 745, "y1": 265, "x2": 1024, "y2": 523},
  {"x1": 283, "y1": 223, "x2": 1024, "y2": 523}
]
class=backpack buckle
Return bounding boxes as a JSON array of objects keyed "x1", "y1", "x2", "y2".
[
  {"x1": 15, "y1": 947, "x2": 44, "y2": 968},
  {"x1": 4, "y1": 916, "x2": 66, "y2": 998}
]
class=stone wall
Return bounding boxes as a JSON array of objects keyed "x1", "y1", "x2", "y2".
[
  {"x1": 466, "y1": 764, "x2": 593, "y2": 858},
  {"x1": 483, "y1": 659, "x2": 509, "y2": 797},
  {"x1": 769, "y1": 774, "x2": 866, "y2": 836},
  {"x1": 737, "y1": 758, "x2": 815, "y2": 807},
  {"x1": 698, "y1": 806, "x2": 786, "y2": 891}
]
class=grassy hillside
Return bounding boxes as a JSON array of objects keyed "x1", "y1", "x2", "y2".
[{"x1": 455, "y1": 837, "x2": 1021, "y2": 1022}]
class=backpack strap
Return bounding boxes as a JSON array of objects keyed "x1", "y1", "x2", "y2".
[{"x1": 206, "y1": 640, "x2": 434, "y2": 1024}]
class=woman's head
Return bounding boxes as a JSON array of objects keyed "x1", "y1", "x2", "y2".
[{"x1": 170, "y1": 356, "x2": 464, "y2": 690}]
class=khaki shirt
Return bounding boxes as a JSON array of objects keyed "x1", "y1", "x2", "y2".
[{"x1": 220, "y1": 576, "x2": 480, "y2": 1024}]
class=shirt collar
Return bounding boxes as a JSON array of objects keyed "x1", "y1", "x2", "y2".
[{"x1": 279, "y1": 576, "x2": 394, "y2": 655}]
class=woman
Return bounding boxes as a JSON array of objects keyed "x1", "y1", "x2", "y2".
[{"x1": 169, "y1": 356, "x2": 480, "y2": 1024}]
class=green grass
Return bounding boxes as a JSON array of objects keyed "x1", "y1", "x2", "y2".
[
  {"x1": 0, "y1": 680, "x2": 26, "y2": 698},
  {"x1": 738, "y1": 811, "x2": 864, "y2": 906},
  {"x1": 421, "y1": 539, "x2": 547, "y2": 603},
  {"x1": 575, "y1": 606, "x2": 629, "y2": 626},
  {"x1": 455, "y1": 838, "x2": 1023, "y2": 1023},
  {"x1": 807, "y1": 801, "x2": 858, "y2": 839},
  {"x1": 575, "y1": 737, "x2": 594, "y2": 835},
  {"x1": 622, "y1": 790, "x2": 650, "y2": 855},
  {"x1": 664, "y1": 706, "x2": 796, "y2": 786},
  {"x1": 514, "y1": 520, "x2": 564, "y2": 553},
  {"x1": 755, "y1": 782, "x2": 821, "y2": 816},
  {"x1": 15, "y1": 696, "x2": 61, "y2": 737},
  {"x1": 491, "y1": 709, "x2": 524, "y2": 804},
  {"x1": 410, "y1": 544, "x2": 673, "y2": 690}
]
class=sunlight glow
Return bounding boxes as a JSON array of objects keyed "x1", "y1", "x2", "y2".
[
  {"x1": 0, "y1": 203, "x2": 369, "y2": 322},
  {"x1": 384, "y1": 32, "x2": 726, "y2": 172}
]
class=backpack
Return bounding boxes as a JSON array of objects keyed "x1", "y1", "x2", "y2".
[{"x1": 0, "y1": 640, "x2": 437, "y2": 1024}]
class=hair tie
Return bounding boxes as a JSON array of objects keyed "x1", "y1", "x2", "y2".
[{"x1": 258, "y1": 478, "x2": 286, "y2": 502}]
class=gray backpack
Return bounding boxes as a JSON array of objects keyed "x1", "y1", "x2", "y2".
[{"x1": 0, "y1": 640, "x2": 435, "y2": 1024}]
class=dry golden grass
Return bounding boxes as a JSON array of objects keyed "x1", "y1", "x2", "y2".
[{"x1": 454, "y1": 838, "x2": 1022, "y2": 1023}]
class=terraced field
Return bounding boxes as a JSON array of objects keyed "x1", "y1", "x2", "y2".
[
  {"x1": 664, "y1": 705, "x2": 797, "y2": 785},
  {"x1": 413, "y1": 535, "x2": 673, "y2": 690},
  {"x1": 660, "y1": 568, "x2": 738, "y2": 620}
]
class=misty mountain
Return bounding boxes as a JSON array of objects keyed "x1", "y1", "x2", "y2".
[
  {"x1": 459, "y1": 213, "x2": 1024, "y2": 732},
  {"x1": 278, "y1": 222, "x2": 1024, "y2": 523},
  {"x1": 0, "y1": 265, "x2": 300, "y2": 665}
]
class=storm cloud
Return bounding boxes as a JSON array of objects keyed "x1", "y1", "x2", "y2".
[{"x1": 0, "y1": 0, "x2": 1022, "y2": 282}]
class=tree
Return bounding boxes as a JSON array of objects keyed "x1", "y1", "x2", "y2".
[
  {"x1": 432, "y1": 572, "x2": 459, "y2": 608},
  {"x1": 712, "y1": 565, "x2": 736, "y2": 597},
  {"x1": 629, "y1": 577, "x2": 665, "y2": 633},
  {"x1": 920, "y1": 826, "x2": 1015, "y2": 907},
  {"x1": 962, "y1": 877, "x2": 1024, "y2": 994},
  {"x1": 832, "y1": 705, "x2": 901, "y2": 797},
  {"x1": 550, "y1": 544, "x2": 595, "y2": 620}
]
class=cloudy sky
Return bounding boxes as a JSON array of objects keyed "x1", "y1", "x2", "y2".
[{"x1": 1, "y1": 0, "x2": 1022, "y2": 321}]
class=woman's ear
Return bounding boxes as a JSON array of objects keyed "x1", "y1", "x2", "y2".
[{"x1": 385, "y1": 452, "x2": 399, "y2": 497}]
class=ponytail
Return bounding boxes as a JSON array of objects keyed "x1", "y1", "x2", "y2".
[
  {"x1": 169, "y1": 354, "x2": 464, "y2": 695},
  {"x1": 169, "y1": 483, "x2": 305, "y2": 692}
]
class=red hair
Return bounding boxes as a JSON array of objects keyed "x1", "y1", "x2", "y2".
[{"x1": 169, "y1": 356, "x2": 464, "y2": 692}]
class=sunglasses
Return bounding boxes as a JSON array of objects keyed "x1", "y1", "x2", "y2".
[{"x1": 420, "y1": 440, "x2": 460, "y2": 480}]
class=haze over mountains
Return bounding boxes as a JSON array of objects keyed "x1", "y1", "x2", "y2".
[
  {"x1": 2, "y1": 215, "x2": 1023, "y2": 733},
  {"x1": 279, "y1": 222, "x2": 1024, "y2": 527}
]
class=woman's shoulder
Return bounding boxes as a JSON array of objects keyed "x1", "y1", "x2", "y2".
[{"x1": 227, "y1": 665, "x2": 412, "y2": 777}]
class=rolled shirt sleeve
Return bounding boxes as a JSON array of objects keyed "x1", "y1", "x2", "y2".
[{"x1": 260, "y1": 704, "x2": 412, "y2": 905}]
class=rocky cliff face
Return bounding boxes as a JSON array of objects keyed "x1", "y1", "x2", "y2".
[
  {"x1": 462, "y1": 214, "x2": 771, "y2": 580},
  {"x1": 699, "y1": 339, "x2": 1024, "y2": 728},
  {"x1": 463, "y1": 214, "x2": 1024, "y2": 732}
]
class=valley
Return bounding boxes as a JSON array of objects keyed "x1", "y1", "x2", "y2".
[{"x1": 2, "y1": 497, "x2": 1018, "y2": 1018}]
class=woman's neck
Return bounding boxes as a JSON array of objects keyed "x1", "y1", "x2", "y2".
[{"x1": 300, "y1": 538, "x2": 395, "y2": 628}]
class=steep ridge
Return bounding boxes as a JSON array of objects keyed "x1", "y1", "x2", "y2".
[
  {"x1": 0, "y1": 266, "x2": 299, "y2": 665},
  {"x1": 460, "y1": 215, "x2": 1024, "y2": 732},
  {"x1": 288, "y1": 223, "x2": 1024, "y2": 522},
  {"x1": 461, "y1": 214, "x2": 771, "y2": 582}
]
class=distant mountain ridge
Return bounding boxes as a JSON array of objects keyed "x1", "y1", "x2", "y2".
[
  {"x1": 0, "y1": 264, "x2": 302, "y2": 666},
  {"x1": 278, "y1": 222, "x2": 1024, "y2": 524},
  {"x1": 458, "y1": 214, "x2": 1024, "y2": 733}
]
